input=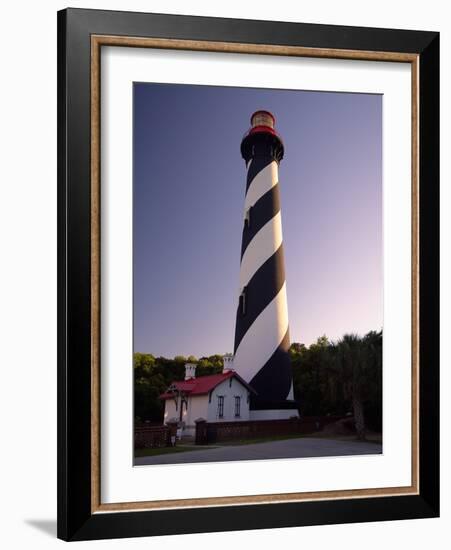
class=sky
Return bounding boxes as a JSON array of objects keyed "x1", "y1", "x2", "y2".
[{"x1": 133, "y1": 82, "x2": 382, "y2": 357}]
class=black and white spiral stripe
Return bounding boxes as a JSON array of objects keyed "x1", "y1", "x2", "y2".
[{"x1": 233, "y1": 155, "x2": 293, "y2": 405}]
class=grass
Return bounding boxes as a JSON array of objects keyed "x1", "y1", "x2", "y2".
[
  {"x1": 190, "y1": 431, "x2": 382, "y2": 447},
  {"x1": 134, "y1": 445, "x2": 214, "y2": 458}
]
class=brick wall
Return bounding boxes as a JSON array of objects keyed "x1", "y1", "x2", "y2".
[
  {"x1": 195, "y1": 416, "x2": 344, "y2": 445},
  {"x1": 134, "y1": 425, "x2": 171, "y2": 449}
]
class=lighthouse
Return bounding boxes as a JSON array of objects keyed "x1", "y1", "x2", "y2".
[{"x1": 233, "y1": 111, "x2": 299, "y2": 420}]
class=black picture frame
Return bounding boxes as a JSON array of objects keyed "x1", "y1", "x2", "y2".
[{"x1": 57, "y1": 7, "x2": 439, "y2": 541}]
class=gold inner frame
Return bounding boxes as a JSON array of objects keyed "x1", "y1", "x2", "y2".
[{"x1": 90, "y1": 35, "x2": 420, "y2": 514}]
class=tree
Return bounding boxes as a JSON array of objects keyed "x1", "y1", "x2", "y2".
[
  {"x1": 133, "y1": 331, "x2": 382, "y2": 430},
  {"x1": 133, "y1": 352, "x2": 224, "y2": 423},
  {"x1": 333, "y1": 331, "x2": 382, "y2": 440},
  {"x1": 291, "y1": 336, "x2": 345, "y2": 417},
  {"x1": 289, "y1": 342, "x2": 306, "y2": 354},
  {"x1": 361, "y1": 330, "x2": 383, "y2": 432}
]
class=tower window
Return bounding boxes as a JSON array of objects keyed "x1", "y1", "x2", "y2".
[
  {"x1": 244, "y1": 206, "x2": 252, "y2": 228},
  {"x1": 234, "y1": 396, "x2": 241, "y2": 417},
  {"x1": 239, "y1": 287, "x2": 247, "y2": 315},
  {"x1": 217, "y1": 396, "x2": 224, "y2": 418}
]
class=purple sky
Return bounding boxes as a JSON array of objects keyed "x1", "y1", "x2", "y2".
[{"x1": 133, "y1": 83, "x2": 382, "y2": 357}]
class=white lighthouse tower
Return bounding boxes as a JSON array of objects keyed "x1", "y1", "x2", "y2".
[{"x1": 232, "y1": 111, "x2": 299, "y2": 420}]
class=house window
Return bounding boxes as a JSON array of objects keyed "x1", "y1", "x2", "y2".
[
  {"x1": 234, "y1": 396, "x2": 241, "y2": 417},
  {"x1": 217, "y1": 396, "x2": 224, "y2": 418}
]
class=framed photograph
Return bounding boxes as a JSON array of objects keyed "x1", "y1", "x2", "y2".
[{"x1": 57, "y1": 8, "x2": 439, "y2": 541}]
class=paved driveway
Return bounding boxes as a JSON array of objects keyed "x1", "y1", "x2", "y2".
[{"x1": 134, "y1": 437, "x2": 382, "y2": 466}]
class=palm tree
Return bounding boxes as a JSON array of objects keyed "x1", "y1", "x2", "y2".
[{"x1": 334, "y1": 331, "x2": 382, "y2": 440}]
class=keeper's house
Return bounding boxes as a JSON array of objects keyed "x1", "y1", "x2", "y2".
[{"x1": 160, "y1": 356, "x2": 256, "y2": 436}]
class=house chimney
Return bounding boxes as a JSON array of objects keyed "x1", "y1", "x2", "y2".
[
  {"x1": 222, "y1": 353, "x2": 234, "y2": 374},
  {"x1": 184, "y1": 363, "x2": 197, "y2": 380}
]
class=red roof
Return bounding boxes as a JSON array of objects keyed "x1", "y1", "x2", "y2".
[{"x1": 160, "y1": 371, "x2": 256, "y2": 400}]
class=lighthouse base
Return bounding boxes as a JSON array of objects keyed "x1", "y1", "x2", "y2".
[
  {"x1": 249, "y1": 409, "x2": 300, "y2": 420},
  {"x1": 249, "y1": 399, "x2": 300, "y2": 421}
]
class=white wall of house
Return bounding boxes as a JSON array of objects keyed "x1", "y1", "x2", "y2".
[
  {"x1": 163, "y1": 393, "x2": 210, "y2": 428},
  {"x1": 162, "y1": 377, "x2": 251, "y2": 436},
  {"x1": 163, "y1": 397, "x2": 179, "y2": 423},
  {"x1": 206, "y1": 378, "x2": 250, "y2": 422},
  {"x1": 186, "y1": 394, "x2": 209, "y2": 427}
]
